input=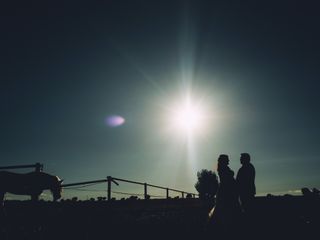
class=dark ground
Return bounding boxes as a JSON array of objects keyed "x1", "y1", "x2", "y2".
[{"x1": 0, "y1": 196, "x2": 319, "y2": 240}]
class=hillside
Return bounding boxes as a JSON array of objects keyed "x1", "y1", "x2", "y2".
[{"x1": 0, "y1": 196, "x2": 319, "y2": 239}]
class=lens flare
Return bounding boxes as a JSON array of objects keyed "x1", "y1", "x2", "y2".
[{"x1": 105, "y1": 115, "x2": 125, "y2": 127}]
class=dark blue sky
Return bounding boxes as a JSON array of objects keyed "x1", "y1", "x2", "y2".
[{"x1": 1, "y1": 1, "x2": 319, "y2": 199}]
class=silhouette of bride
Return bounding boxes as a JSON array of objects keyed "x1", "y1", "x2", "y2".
[{"x1": 209, "y1": 154, "x2": 241, "y2": 229}]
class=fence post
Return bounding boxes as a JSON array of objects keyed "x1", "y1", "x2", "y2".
[
  {"x1": 166, "y1": 188, "x2": 169, "y2": 199},
  {"x1": 107, "y1": 176, "x2": 112, "y2": 200},
  {"x1": 144, "y1": 183, "x2": 148, "y2": 199},
  {"x1": 35, "y1": 163, "x2": 43, "y2": 172},
  {"x1": 34, "y1": 163, "x2": 43, "y2": 201}
]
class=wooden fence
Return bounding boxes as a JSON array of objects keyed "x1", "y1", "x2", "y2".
[
  {"x1": 62, "y1": 176, "x2": 199, "y2": 200},
  {"x1": 0, "y1": 164, "x2": 198, "y2": 201}
]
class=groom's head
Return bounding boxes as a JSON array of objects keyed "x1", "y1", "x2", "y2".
[{"x1": 240, "y1": 153, "x2": 251, "y2": 164}]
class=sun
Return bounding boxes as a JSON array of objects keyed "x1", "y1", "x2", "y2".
[
  {"x1": 170, "y1": 98, "x2": 206, "y2": 134},
  {"x1": 173, "y1": 104, "x2": 201, "y2": 131}
]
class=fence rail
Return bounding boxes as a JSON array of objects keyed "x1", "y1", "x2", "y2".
[
  {"x1": 0, "y1": 163, "x2": 43, "y2": 172},
  {"x1": 62, "y1": 176, "x2": 199, "y2": 200}
]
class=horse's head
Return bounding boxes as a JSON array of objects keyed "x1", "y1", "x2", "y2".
[{"x1": 50, "y1": 177, "x2": 63, "y2": 201}]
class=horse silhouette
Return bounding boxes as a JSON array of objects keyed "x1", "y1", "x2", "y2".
[{"x1": 0, "y1": 171, "x2": 63, "y2": 204}]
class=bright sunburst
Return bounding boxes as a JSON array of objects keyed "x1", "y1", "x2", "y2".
[
  {"x1": 169, "y1": 97, "x2": 207, "y2": 135},
  {"x1": 173, "y1": 102, "x2": 202, "y2": 131}
]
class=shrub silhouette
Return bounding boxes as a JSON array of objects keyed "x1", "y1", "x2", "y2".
[{"x1": 194, "y1": 169, "x2": 219, "y2": 201}]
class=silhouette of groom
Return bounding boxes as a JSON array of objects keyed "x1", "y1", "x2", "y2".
[{"x1": 236, "y1": 153, "x2": 256, "y2": 214}]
